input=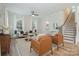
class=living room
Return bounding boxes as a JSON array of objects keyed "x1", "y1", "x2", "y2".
[{"x1": 0, "y1": 3, "x2": 79, "y2": 56}]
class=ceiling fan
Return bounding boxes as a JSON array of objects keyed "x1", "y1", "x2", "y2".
[{"x1": 31, "y1": 11, "x2": 39, "y2": 16}]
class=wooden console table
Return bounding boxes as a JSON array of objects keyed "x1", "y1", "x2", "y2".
[{"x1": 0, "y1": 34, "x2": 11, "y2": 56}]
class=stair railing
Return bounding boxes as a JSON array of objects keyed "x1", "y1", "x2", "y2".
[{"x1": 59, "y1": 10, "x2": 72, "y2": 33}]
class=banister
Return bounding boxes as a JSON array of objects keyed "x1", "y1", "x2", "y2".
[{"x1": 61, "y1": 10, "x2": 72, "y2": 27}]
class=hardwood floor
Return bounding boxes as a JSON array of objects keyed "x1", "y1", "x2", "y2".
[
  {"x1": 9, "y1": 38, "x2": 79, "y2": 56},
  {"x1": 48, "y1": 42, "x2": 79, "y2": 56},
  {"x1": 0, "y1": 39, "x2": 1, "y2": 56}
]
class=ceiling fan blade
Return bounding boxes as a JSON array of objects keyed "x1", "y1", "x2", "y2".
[
  {"x1": 31, "y1": 11, "x2": 39, "y2": 16},
  {"x1": 32, "y1": 11, "x2": 34, "y2": 14},
  {"x1": 34, "y1": 14, "x2": 38, "y2": 16}
]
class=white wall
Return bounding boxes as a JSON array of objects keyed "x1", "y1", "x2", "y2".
[
  {"x1": 37, "y1": 11, "x2": 64, "y2": 34},
  {"x1": 8, "y1": 11, "x2": 25, "y2": 36},
  {"x1": 23, "y1": 16, "x2": 32, "y2": 32},
  {"x1": 7, "y1": 11, "x2": 33, "y2": 36},
  {"x1": 0, "y1": 4, "x2": 12, "y2": 34},
  {"x1": 8, "y1": 11, "x2": 16, "y2": 36},
  {"x1": 0, "y1": 4, "x2": 67, "y2": 36},
  {"x1": 0, "y1": 4, "x2": 5, "y2": 28},
  {"x1": 75, "y1": 6, "x2": 79, "y2": 44}
]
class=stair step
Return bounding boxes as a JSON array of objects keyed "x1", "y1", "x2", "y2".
[
  {"x1": 64, "y1": 38, "x2": 74, "y2": 41},
  {"x1": 63, "y1": 32, "x2": 75, "y2": 34},
  {"x1": 63, "y1": 34, "x2": 75, "y2": 36},
  {"x1": 64, "y1": 25, "x2": 76, "y2": 27},
  {"x1": 64, "y1": 35, "x2": 75, "y2": 38},
  {"x1": 63, "y1": 29, "x2": 76, "y2": 32},
  {"x1": 64, "y1": 29, "x2": 75, "y2": 31},
  {"x1": 63, "y1": 32, "x2": 76, "y2": 35},
  {"x1": 63, "y1": 28, "x2": 76, "y2": 30},
  {"x1": 63, "y1": 33, "x2": 75, "y2": 36},
  {"x1": 64, "y1": 24, "x2": 76, "y2": 26},
  {"x1": 64, "y1": 36, "x2": 75, "y2": 39},
  {"x1": 64, "y1": 40, "x2": 74, "y2": 44},
  {"x1": 62, "y1": 14, "x2": 76, "y2": 44},
  {"x1": 64, "y1": 25, "x2": 76, "y2": 28},
  {"x1": 63, "y1": 30, "x2": 76, "y2": 32},
  {"x1": 64, "y1": 29, "x2": 76, "y2": 30},
  {"x1": 64, "y1": 27, "x2": 76, "y2": 29},
  {"x1": 63, "y1": 32, "x2": 76, "y2": 34}
]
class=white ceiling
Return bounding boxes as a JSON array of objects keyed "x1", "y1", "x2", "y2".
[{"x1": 2, "y1": 3, "x2": 78, "y2": 17}]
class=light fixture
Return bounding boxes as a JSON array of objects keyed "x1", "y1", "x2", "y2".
[{"x1": 32, "y1": 14, "x2": 34, "y2": 16}]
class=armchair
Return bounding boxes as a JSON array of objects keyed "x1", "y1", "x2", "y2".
[
  {"x1": 30, "y1": 35, "x2": 53, "y2": 56},
  {"x1": 53, "y1": 32, "x2": 64, "y2": 50}
]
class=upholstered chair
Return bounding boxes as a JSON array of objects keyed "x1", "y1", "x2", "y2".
[
  {"x1": 30, "y1": 35, "x2": 53, "y2": 56},
  {"x1": 53, "y1": 32, "x2": 64, "y2": 50}
]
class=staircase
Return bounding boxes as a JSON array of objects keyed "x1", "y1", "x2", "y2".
[{"x1": 61, "y1": 10, "x2": 76, "y2": 44}]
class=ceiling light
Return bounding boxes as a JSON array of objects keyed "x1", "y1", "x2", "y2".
[{"x1": 32, "y1": 14, "x2": 34, "y2": 16}]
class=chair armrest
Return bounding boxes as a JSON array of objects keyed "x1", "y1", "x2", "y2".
[
  {"x1": 31, "y1": 39, "x2": 40, "y2": 50},
  {"x1": 31, "y1": 39, "x2": 40, "y2": 45},
  {"x1": 53, "y1": 34, "x2": 64, "y2": 43}
]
